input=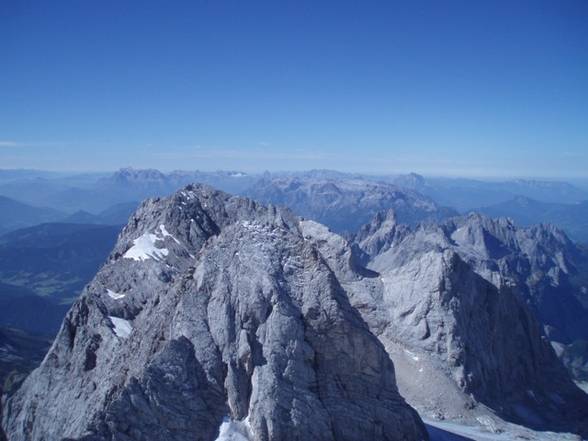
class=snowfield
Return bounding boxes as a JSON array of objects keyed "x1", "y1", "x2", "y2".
[
  {"x1": 108, "y1": 316, "x2": 132, "y2": 339},
  {"x1": 123, "y1": 231, "x2": 169, "y2": 261}
]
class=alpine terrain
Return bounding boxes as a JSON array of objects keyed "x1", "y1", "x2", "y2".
[
  {"x1": 346, "y1": 210, "x2": 588, "y2": 437},
  {"x1": 2, "y1": 185, "x2": 426, "y2": 441}
]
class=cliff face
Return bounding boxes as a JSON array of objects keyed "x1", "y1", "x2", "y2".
[
  {"x1": 357, "y1": 212, "x2": 588, "y2": 345},
  {"x1": 303, "y1": 217, "x2": 588, "y2": 436},
  {"x1": 2, "y1": 185, "x2": 426, "y2": 441}
]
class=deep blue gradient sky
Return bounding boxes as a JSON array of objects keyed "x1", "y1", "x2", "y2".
[{"x1": 1, "y1": 0, "x2": 587, "y2": 177}]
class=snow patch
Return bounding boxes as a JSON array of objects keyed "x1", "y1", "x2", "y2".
[
  {"x1": 106, "y1": 289, "x2": 125, "y2": 300},
  {"x1": 109, "y1": 316, "x2": 132, "y2": 338},
  {"x1": 159, "y1": 224, "x2": 180, "y2": 244},
  {"x1": 123, "y1": 232, "x2": 169, "y2": 262},
  {"x1": 214, "y1": 416, "x2": 252, "y2": 441}
]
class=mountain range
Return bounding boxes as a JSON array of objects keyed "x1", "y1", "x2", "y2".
[
  {"x1": 2, "y1": 168, "x2": 588, "y2": 243},
  {"x1": 2, "y1": 185, "x2": 587, "y2": 440},
  {"x1": 355, "y1": 210, "x2": 588, "y2": 382},
  {"x1": 477, "y1": 196, "x2": 588, "y2": 243},
  {"x1": 245, "y1": 175, "x2": 457, "y2": 234},
  {"x1": 388, "y1": 173, "x2": 588, "y2": 211},
  {"x1": 2, "y1": 170, "x2": 588, "y2": 440},
  {"x1": 0, "y1": 168, "x2": 257, "y2": 214},
  {"x1": 0, "y1": 196, "x2": 63, "y2": 236}
]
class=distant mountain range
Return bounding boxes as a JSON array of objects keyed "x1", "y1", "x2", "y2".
[
  {"x1": 0, "y1": 168, "x2": 258, "y2": 214},
  {"x1": 0, "y1": 196, "x2": 64, "y2": 235},
  {"x1": 62, "y1": 201, "x2": 139, "y2": 226},
  {"x1": 245, "y1": 175, "x2": 458, "y2": 233},
  {"x1": 2, "y1": 167, "x2": 588, "y2": 242},
  {"x1": 0, "y1": 196, "x2": 135, "y2": 237},
  {"x1": 388, "y1": 173, "x2": 588, "y2": 211},
  {"x1": 477, "y1": 196, "x2": 588, "y2": 243}
]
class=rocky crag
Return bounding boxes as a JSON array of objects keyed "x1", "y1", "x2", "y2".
[
  {"x1": 2, "y1": 185, "x2": 426, "y2": 441},
  {"x1": 342, "y1": 210, "x2": 588, "y2": 436}
]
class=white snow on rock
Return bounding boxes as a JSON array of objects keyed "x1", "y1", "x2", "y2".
[
  {"x1": 106, "y1": 289, "x2": 125, "y2": 300},
  {"x1": 159, "y1": 224, "x2": 180, "y2": 244},
  {"x1": 109, "y1": 316, "x2": 132, "y2": 339},
  {"x1": 123, "y1": 232, "x2": 169, "y2": 261},
  {"x1": 214, "y1": 416, "x2": 252, "y2": 441}
]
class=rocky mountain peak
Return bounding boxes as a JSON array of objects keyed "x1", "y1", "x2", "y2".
[{"x1": 2, "y1": 185, "x2": 427, "y2": 441}]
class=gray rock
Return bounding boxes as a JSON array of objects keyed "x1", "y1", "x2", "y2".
[
  {"x1": 2, "y1": 185, "x2": 426, "y2": 441},
  {"x1": 357, "y1": 211, "x2": 588, "y2": 382},
  {"x1": 302, "y1": 215, "x2": 588, "y2": 436}
]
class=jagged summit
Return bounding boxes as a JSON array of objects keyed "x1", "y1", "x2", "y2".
[
  {"x1": 349, "y1": 210, "x2": 588, "y2": 435},
  {"x1": 357, "y1": 211, "x2": 588, "y2": 347},
  {"x1": 2, "y1": 184, "x2": 426, "y2": 441}
]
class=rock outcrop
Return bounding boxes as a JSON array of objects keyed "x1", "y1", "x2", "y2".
[
  {"x1": 357, "y1": 211, "x2": 588, "y2": 381},
  {"x1": 302, "y1": 215, "x2": 588, "y2": 436},
  {"x1": 2, "y1": 185, "x2": 426, "y2": 441}
]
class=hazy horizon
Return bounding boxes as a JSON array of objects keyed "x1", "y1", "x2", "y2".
[{"x1": 4, "y1": 165, "x2": 588, "y2": 183}]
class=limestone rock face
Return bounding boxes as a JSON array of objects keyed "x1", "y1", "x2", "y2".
[
  {"x1": 374, "y1": 213, "x2": 588, "y2": 340},
  {"x1": 302, "y1": 214, "x2": 588, "y2": 436},
  {"x1": 2, "y1": 185, "x2": 426, "y2": 441},
  {"x1": 357, "y1": 211, "x2": 588, "y2": 382}
]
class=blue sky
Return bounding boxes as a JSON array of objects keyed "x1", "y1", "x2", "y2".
[{"x1": 1, "y1": 0, "x2": 587, "y2": 177}]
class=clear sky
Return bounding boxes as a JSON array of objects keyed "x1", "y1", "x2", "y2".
[{"x1": 1, "y1": 0, "x2": 587, "y2": 177}]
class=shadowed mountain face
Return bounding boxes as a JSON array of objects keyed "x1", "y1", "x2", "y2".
[
  {"x1": 0, "y1": 327, "x2": 52, "y2": 441},
  {"x1": 0, "y1": 223, "x2": 121, "y2": 304},
  {"x1": 2, "y1": 185, "x2": 427, "y2": 441},
  {"x1": 0, "y1": 196, "x2": 64, "y2": 235},
  {"x1": 0, "y1": 328, "x2": 51, "y2": 396},
  {"x1": 245, "y1": 176, "x2": 457, "y2": 234},
  {"x1": 0, "y1": 284, "x2": 69, "y2": 336},
  {"x1": 0, "y1": 223, "x2": 121, "y2": 337}
]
